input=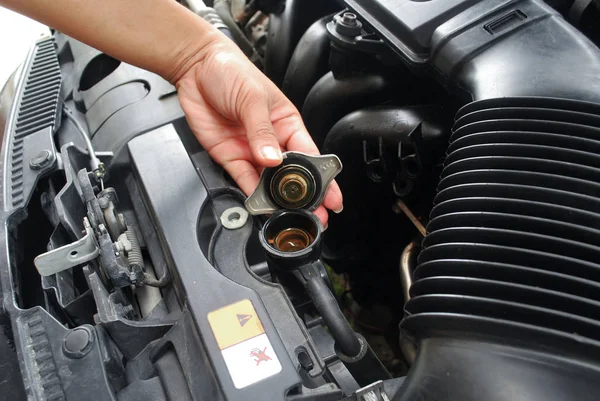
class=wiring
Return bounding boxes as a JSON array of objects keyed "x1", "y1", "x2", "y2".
[{"x1": 62, "y1": 105, "x2": 106, "y2": 187}]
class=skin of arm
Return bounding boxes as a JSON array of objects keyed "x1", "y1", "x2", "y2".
[
  {"x1": 0, "y1": 0, "x2": 343, "y2": 224},
  {"x1": 0, "y1": 0, "x2": 216, "y2": 83}
]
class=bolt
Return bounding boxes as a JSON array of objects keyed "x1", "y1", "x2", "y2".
[
  {"x1": 97, "y1": 197, "x2": 109, "y2": 209},
  {"x1": 335, "y1": 11, "x2": 361, "y2": 36},
  {"x1": 63, "y1": 327, "x2": 93, "y2": 358},
  {"x1": 341, "y1": 12, "x2": 357, "y2": 25},
  {"x1": 29, "y1": 150, "x2": 52, "y2": 170}
]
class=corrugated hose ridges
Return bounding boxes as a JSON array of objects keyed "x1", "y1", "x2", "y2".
[{"x1": 401, "y1": 97, "x2": 600, "y2": 356}]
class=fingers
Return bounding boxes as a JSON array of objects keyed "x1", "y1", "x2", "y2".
[
  {"x1": 282, "y1": 125, "x2": 320, "y2": 156},
  {"x1": 323, "y1": 180, "x2": 343, "y2": 213},
  {"x1": 221, "y1": 159, "x2": 260, "y2": 196},
  {"x1": 240, "y1": 96, "x2": 283, "y2": 167},
  {"x1": 313, "y1": 205, "x2": 329, "y2": 227}
]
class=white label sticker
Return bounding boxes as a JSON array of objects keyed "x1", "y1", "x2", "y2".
[{"x1": 220, "y1": 333, "x2": 282, "y2": 389}]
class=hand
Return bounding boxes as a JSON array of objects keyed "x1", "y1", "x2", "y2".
[{"x1": 174, "y1": 36, "x2": 343, "y2": 225}]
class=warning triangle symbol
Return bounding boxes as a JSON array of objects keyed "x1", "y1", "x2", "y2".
[{"x1": 237, "y1": 314, "x2": 252, "y2": 327}]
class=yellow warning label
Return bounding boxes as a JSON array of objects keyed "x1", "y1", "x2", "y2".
[{"x1": 208, "y1": 299, "x2": 265, "y2": 350}]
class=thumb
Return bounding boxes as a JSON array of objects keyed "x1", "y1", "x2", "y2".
[{"x1": 240, "y1": 96, "x2": 283, "y2": 167}]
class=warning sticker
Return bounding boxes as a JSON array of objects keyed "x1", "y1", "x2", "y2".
[
  {"x1": 208, "y1": 299, "x2": 265, "y2": 350},
  {"x1": 221, "y1": 333, "x2": 282, "y2": 388},
  {"x1": 208, "y1": 300, "x2": 281, "y2": 388}
]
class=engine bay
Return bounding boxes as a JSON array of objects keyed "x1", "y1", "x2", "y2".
[{"x1": 3, "y1": 0, "x2": 600, "y2": 400}]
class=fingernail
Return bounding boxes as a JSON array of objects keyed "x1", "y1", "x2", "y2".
[
  {"x1": 333, "y1": 204, "x2": 343, "y2": 214},
  {"x1": 260, "y1": 146, "x2": 282, "y2": 162},
  {"x1": 323, "y1": 222, "x2": 329, "y2": 231}
]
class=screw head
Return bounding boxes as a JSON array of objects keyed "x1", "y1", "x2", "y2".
[
  {"x1": 29, "y1": 150, "x2": 52, "y2": 170},
  {"x1": 63, "y1": 326, "x2": 93, "y2": 358},
  {"x1": 97, "y1": 197, "x2": 109, "y2": 209}
]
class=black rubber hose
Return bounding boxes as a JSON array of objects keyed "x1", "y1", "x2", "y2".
[
  {"x1": 264, "y1": 0, "x2": 340, "y2": 87},
  {"x1": 302, "y1": 72, "x2": 398, "y2": 148},
  {"x1": 305, "y1": 275, "x2": 362, "y2": 357},
  {"x1": 282, "y1": 14, "x2": 333, "y2": 109},
  {"x1": 212, "y1": 0, "x2": 256, "y2": 58}
]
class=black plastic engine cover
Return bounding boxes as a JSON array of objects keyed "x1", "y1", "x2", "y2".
[
  {"x1": 127, "y1": 125, "x2": 304, "y2": 400},
  {"x1": 344, "y1": 0, "x2": 600, "y2": 103},
  {"x1": 0, "y1": 33, "x2": 339, "y2": 401},
  {"x1": 342, "y1": 0, "x2": 480, "y2": 64}
]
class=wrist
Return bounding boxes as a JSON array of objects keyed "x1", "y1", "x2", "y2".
[{"x1": 163, "y1": 21, "x2": 225, "y2": 85}]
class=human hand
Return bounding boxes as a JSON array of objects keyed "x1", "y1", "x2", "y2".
[{"x1": 174, "y1": 35, "x2": 343, "y2": 225}]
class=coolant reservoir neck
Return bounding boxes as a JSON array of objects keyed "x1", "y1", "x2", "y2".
[{"x1": 259, "y1": 209, "x2": 323, "y2": 272}]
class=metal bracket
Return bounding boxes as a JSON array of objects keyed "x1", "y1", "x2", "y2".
[
  {"x1": 355, "y1": 380, "x2": 390, "y2": 401},
  {"x1": 245, "y1": 151, "x2": 342, "y2": 215},
  {"x1": 34, "y1": 217, "x2": 99, "y2": 276}
]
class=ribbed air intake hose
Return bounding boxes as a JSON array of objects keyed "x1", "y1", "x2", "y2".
[{"x1": 396, "y1": 97, "x2": 600, "y2": 401}]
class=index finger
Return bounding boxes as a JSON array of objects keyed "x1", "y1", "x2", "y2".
[
  {"x1": 220, "y1": 159, "x2": 261, "y2": 196},
  {"x1": 283, "y1": 129, "x2": 320, "y2": 156}
]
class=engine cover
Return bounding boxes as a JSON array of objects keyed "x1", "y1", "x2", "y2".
[
  {"x1": 342, "y1": 0, "x2": 480, "y2": 63},
  {"x1": 342, "y1": 0, "x2": 600, "y2": 103}
]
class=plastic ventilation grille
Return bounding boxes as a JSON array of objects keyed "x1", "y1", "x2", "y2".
[
  {"x1": 402, "y1": 97, "x2": 600, "y2": 352},
  {"x1": 10, "y1": 38, "x2": 61, "y2": 207}
]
